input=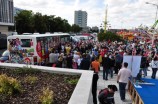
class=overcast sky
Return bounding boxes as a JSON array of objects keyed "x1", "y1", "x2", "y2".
[{"x1": 14, "y1": 0, "x2": 158, "y2": 29}]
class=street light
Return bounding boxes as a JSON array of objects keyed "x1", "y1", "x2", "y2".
[
  {"x1": 14, "y1": 20, "x2": 16, "y2": 32},
  {"x1": 146, "y1": 2, "x2": 158, "y2": 22}
]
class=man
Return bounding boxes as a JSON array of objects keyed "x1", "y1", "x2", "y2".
[
  {"x1": 49, "y1": 51, "x2": 54, "y2": 67},
  {"x1": 91, "y1": 57, "x2": 100, "y2": 104},
  {"x1": 66, "y1": 53, "x2": 73, "y2": 68},
  {"x1": 92, "y1": 73, "x2": 99, "y2": 104},
  {"x1": 140, "y1": 53, "x2": 148, "y2": 77},
  {"x1": 80, "y1": 54, "x2": 90, "y2": 70},
  {"x1": 114, "y1": 52, "x2": 123, "y2": 74},
  {"x1": 98, "y1": 85, "x2": 118, "y2": 104},
  {"x1": 102, "y1": 54, "x2": 111, "y2": 80},
  {"x1": 117, "y1": 62, "x2": 131, "y2": 101},
  {"x1": 49, "y1": 50, "x2": 58, "y2": 67},
  {"x1": 91, "y1": 57, "x2": 100, "y2": 73}
]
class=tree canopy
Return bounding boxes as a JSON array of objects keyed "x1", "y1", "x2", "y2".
[{"x1": 14, "y1": 10, "x2": 82, "y2": 34}]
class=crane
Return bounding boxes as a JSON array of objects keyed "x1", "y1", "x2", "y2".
[
  {"x1": 148, "y1": 20, "x2": 158, "y2": 34},
  {"x1": 151, "y1": 20, "x2": 158, "y2": 29},
  {"x1": 147, "y1": 20, "x2": 158, "y2": 45}
]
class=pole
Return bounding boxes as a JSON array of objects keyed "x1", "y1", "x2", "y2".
[
  {"x1": 14, "y1": 20, "x2": 16, "y2": 32},
  {"x1": 155, "y1": 6, "x2": 158, "y2": 22},
  {"x1": 104, "y1": 5, "x2": 108, "y2": 33}
]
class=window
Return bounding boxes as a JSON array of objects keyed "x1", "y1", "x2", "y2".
[{"x1": 21, "y1": 39, "x2": 31, "y2": 47}]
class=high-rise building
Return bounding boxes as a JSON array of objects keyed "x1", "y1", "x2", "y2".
[
  {"x1": 0, "y1": 0, "x2": 14, "y2": 35},
  {"x1": 74, "y1": 10, "x2": 87, "y2": 28},
  {"x1": 14, "y1": 7, "x2": 23, "y2": 16}
]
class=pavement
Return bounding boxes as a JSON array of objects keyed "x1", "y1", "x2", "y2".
[{"x1": 97, "y1": 67, "x2": 157, "y2": 104}]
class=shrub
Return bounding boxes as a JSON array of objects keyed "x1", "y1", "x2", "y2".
[
  {"x1": 67, "y1": 79, "x2": 79, "y2": 85},
  {"x1": 39, "y1": 87, "x2": 54, "y2": 104},
  {"x1": 0, "y1": 74, "x2": 22, "y2": 96},
  {"x1": 12, "y1": 67, "x2": 40, "y2": 75},
  {"x1": 25, "y1": 76, "x2": 38, "y2": 84}
]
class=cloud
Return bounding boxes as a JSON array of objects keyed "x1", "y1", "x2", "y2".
[{"x1": 14, "y1": 0, "x2": 158, "y2": 29}]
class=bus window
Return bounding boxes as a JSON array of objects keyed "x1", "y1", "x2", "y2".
[
  {"x1": 61, "y1": 35, "x2": 70, "y2": 42},
  {"x1": 21, "y1": 39, "x2": 31, "y2": 47}
]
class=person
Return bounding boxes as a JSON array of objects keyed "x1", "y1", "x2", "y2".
[
  {"x1": 66, "y1": 53, "x2": 73, "y2": 68},
  {"x1": 102, "y1": 54, "x2": 111, "y2": 80},
  {"x1": 49, "y1": 50, "x2": 58, "y2": 67},
  {"x1": 151, "y1": 56, "x2": 158, "y2": 79},
  {"x1": 80, "y1": 54, "x2": 90, "y2": 70},
  {"x1": 56, "y1": 53, "x2": 64, "y2": 68},
  {"x1": 77, "y1": 55, "x2": 82, "y2": 69},
  {"x1": 49, "y1": 51, "x2": 54, "y2": 67},
  {"x1": 110, "y1": 56, "x2": 115, "y2": 78},
  {"x1": 114, "y1": 52, "x2": 123, "y2": 74},
  {"x1": 65, "y1": 44, "x2": 71, "y2": 55},
  {"x1": 140, "y1": 53, "x2": 148, "y2": 77},
  {"x1": 91, "y1": 57, "x2": 100, "y2": 74},
  {"x1": 92, "y1": 73, "x2": 99, "y2": 104},
  {"x1": 98, "y1": 84, "x2": 118, "y2": 104},
  {"x1": 117, "y1": 62, "x2": 131, "y2": 101},
  {"x1": 73, "y1": 51, "x2": 80, "y2": 69}
]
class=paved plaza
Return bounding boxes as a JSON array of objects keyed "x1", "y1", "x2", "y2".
[{"x1": 97, "y1": 67, "x2": 157, "y2": 104}]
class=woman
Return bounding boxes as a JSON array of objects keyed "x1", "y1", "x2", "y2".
[{"x1": 151, "y1": 56, "x2": 158, "y2": 79}]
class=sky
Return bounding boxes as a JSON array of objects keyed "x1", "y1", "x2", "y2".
[{"x1": 14, "y1": 0, "x2": 158, "y2": 29}]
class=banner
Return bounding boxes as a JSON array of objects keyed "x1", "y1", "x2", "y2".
[{"x1": 123, "y1": 55, "x2": 142, "y2": 77}]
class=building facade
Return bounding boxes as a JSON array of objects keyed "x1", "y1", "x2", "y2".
[
  {"x1": 14, "y1": 7, "x2": 23, "y2": 16},
  {"x1": 0, "y1": 0, "x2": 14, "y2": 35},
  {"x1": 74, "y1": 10, "x2": 87, "y2": 28}
]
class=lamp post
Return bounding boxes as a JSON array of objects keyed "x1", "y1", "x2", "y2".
[
  {"x1": 146, "y1": 2, "x2": 158, "y2": 22},
  {"x1": 146, "y1": 2, "x2": 158, "y2": 45},
  {"x1": 14, "y1": 20, "x2": 16, "y2": 32}
]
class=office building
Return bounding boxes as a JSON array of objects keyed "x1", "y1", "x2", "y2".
[
  {"x1": 14, "y1": 7, "x2": 23, "y2": 16},
  {"x1": 0, "y1": 0, "x2": 14, "y2": 35},
  {"x1": 74, "y1": 10, "x2": 87, "y2": 28}
]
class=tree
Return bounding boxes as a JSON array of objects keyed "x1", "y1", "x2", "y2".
[
  {"x1": 33, "y1": 12, "x2": 47, "y2": 33},
  {"x1": 71, "y1": 24, "x2": 82, "y2": 33},
  {"x1": 62, "y1": 19, "x2": 71, "y2": 32},
  {"x1": 97, "y1": 31, "x2": 123, "y2": 42},
  {"x1": 14, "y1": 10, "x2": 74, "y2": 34},
  {"x1": 15, "y1": 10, "x2": 34, "y2": 34}
]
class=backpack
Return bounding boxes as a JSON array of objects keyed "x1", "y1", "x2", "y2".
[{"x1": 98, "y1": 88, "x2": 114, "y2": 104}]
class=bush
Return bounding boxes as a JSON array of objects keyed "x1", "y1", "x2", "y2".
[
  {"x1": 64, "y1": 77, "x2": 79, "y2": 85},
  {"x1": 25, "y1": 76, "x2": 38, "y2": 84},
  {"x1": 0, "y1": 74, "x2": 22, "y2": 96},
  {"x1": 39, "y1": 87, "x2": 54, "y2": 104},
  {"x1": 12, "y1": 67, "x2": 40, "y2": 75},
  {"x1": 67, "y1": 79, "x2": 79, "y2": 85}
]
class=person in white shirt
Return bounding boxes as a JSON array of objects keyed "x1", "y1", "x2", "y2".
[
  {"x1": 49, "y1": 51, "x2": 54, "y2": 66},
  {"x1": 77, "y1": 56, "x2": 82, "y2": 69},
  {"x1": 117, "y1": 62, "x2": 131, "y2": 101},
  {"x1": 49, "y1": 51, "x2": 59, "y2": 67},
  {"x1": 151, "y1": 56, "x2": 158, "y2": 79}
]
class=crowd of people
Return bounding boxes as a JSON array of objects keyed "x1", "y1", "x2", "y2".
[
  {"x1": 49, "y1": 37, "x2": 158, "y2": 79},
  {"x1": 48, "y1": 37, "x2": 158, "y2": 104}
]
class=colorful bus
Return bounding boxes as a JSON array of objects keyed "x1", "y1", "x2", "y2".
[{"x1": 7, "y1": 33, "x2": 71, "y2": 65}]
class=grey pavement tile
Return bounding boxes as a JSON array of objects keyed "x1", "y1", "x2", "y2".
[{"x1": 97, "y1": 66, "x2": 158, "y2": 104}]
